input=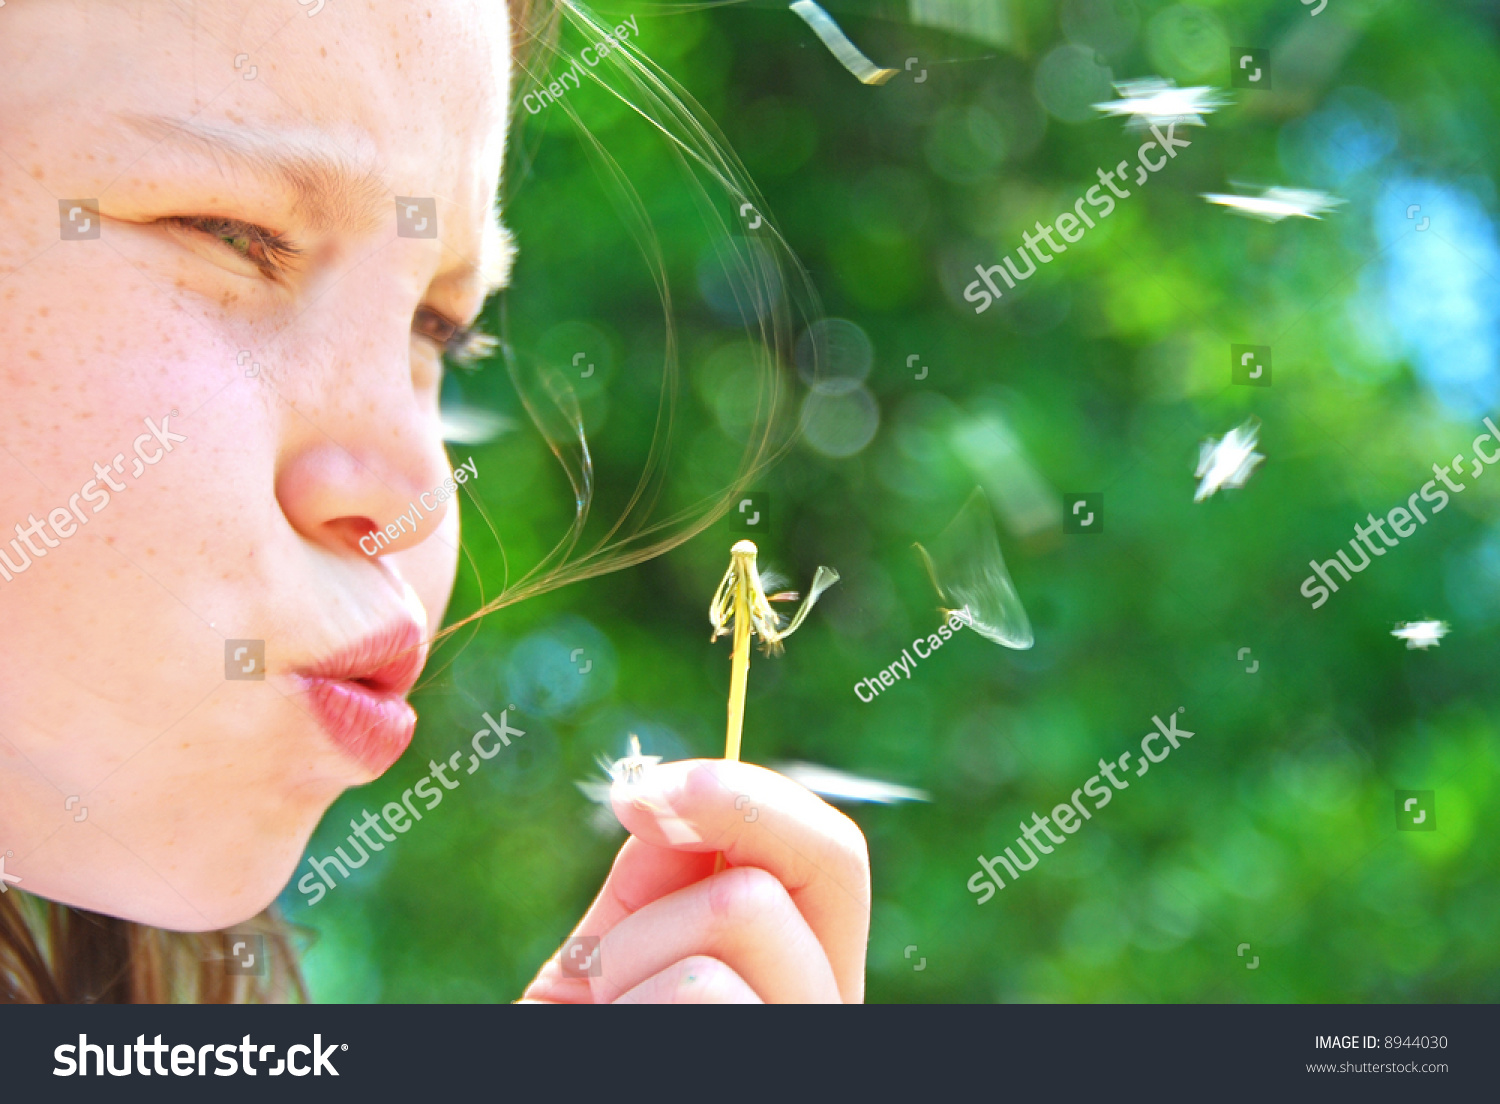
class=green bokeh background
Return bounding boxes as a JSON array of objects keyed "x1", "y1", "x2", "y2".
[{"x1": 282, "y1": 0, "x2": 1500, "y2": 1002}]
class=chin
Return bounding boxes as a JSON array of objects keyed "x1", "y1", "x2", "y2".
[
  {"x1": 59, "y1": 810, "x2": 331, "y2": 934},
  {"x1": 171, "y1": 822, "x2": 335, "y2": 933},
  {"x1": 28, "y1": 880, "x2": 280, "y2": 935},
  {"x1": 136, "y1": 897, "x2": 282, "y2": 935}
]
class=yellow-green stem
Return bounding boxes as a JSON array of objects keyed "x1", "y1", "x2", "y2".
[
  {"x1": 717, "y1": 563, "x2": 753, "y2": 873},
  {"x1": 724, "y1": 566, "x2": 752, "y2": 763}
]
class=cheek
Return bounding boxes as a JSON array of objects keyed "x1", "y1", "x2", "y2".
[
  {"x1": 0, "y1": 331, "x2": 281, "y2": 729},
  {"x1": 0, "y1": 242, "x2": 281, "y2": 614},
  {"x1": 0, "y1": 232, "x2": 304, "y2": 741}
]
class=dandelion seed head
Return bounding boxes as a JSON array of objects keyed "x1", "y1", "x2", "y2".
[{"x1": 710, "y1": 541, "x2": 838, "y2": 654}]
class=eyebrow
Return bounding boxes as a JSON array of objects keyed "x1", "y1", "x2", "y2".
[{"x1": 118, "y1": 112, "x2": 513, "y2": 296}]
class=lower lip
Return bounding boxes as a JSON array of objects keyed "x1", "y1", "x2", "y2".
[{"x1": 297, "y1": 677, "x2": 417, "y2": 775}]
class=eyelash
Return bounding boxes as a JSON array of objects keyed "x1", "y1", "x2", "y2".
[
  {"x1": 410, "y1": 308, "x2": 498, "y2": 366},
  {"x1": 165, "y1": 215, "x2": 302, "y2": 273},
  {"x1": 165, "y1": 215, "x2": 495, "y2": 364}
]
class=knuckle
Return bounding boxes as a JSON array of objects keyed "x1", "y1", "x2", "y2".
[
  {"x1": 706, "y1": 864, "x2": 788, "y2": 926},
  {"x1": 685, "y1": 758, "x2": 738, "y2": 802},
  {"x1": 676, "y1": 953, "x2": 727, "y2": 976}
]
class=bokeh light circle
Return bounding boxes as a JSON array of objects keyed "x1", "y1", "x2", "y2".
[
  {"x1": 799, "y1": 385, "x2": 880, "y2": 458},
  {"x1": 1033, "y1": 44, "x2": 1114, "y2": 124},
  {"x1": 795, "y1": 318, "x2": 874, "y2": 395}
]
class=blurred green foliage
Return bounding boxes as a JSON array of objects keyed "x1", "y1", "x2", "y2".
[{"x1": 283, "y1": 0, "x2": 1500, "y2": 1002}]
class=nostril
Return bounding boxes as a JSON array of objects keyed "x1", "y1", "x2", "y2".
[
  {"x1": 274, "y1": 442, "x2": 452, "y2": 559},
  {"x1": 327, "y1": 516, "x2": 385, "y2": 556}
]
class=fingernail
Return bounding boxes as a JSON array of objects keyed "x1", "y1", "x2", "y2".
[{"x1": 612, "y1": 765, "x2": 702, "y2": 844}]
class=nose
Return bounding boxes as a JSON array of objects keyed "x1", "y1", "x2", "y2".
[{"x1": 272, "y1": 295, "x2": 454, "y2": 559}]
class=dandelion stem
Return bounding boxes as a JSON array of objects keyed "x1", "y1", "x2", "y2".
[
  {"x1": 708, "y1": 540, "x2": 836, "y2": 874},
  {"x1": 724, "y1": 562, "x2": 753, "y2": 765},
  {"x1": 717, "y1": 543, "x2": 756, "y2": 874}
]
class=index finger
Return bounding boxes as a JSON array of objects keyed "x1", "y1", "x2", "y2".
[{"x1": 610, "y1": 758, "x2": 870, "y2": 1001}]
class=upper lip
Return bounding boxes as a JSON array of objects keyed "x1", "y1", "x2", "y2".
[{"x1": 297, "y1": 618, "x2": 427, "y2": 695}]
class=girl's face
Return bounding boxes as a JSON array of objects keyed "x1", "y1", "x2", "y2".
[{"x1": 0, "y1": 0, "x2": 512, "y2": 930}]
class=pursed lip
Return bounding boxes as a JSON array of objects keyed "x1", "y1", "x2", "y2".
[{"x1": 292, "y1": 619, "x2": 428, "y2": 775}]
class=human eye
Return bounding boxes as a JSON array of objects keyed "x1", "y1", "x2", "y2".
[
  {"x1": 160, "y1": 215, "x2": 302, "y2": 280},
  {"x1": 411, "y1": 306, "x2": 498, "y2": 367}
]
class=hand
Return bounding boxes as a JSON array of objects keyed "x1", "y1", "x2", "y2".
[{"x1": 521, "y1": 759, "x2": 870, "y2": 1003}]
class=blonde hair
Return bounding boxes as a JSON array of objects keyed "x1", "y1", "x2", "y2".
[
  {"x1": 0, "y1": 892, "x2": 303, "y2": 1004},
  {"x1": 435, "y1": 0, "x2": 810, "y2": 636}
]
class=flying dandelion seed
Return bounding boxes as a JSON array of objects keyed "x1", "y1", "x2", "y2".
[
  {"x1": 915, "y1": 488, "x2": 1033, "y2": 649},
  {"x1": 1093, "y1": 78, "x2": 1229, "y2": 128},
  {"x1": 1201, "y1": 186, "x2": 1345, "y2": 222},
  {"x1": 577, "y1": 740, "x2": 928, "y2": 822},
  {"x1": 440, "y1": 404, "x2": 515, "y2": 445},
  {"x1": 770, "y1": 761, "x2": 931, "y2": 805},
  {"x1": 574, "y1": 735, "x2": 703, "y2": 844},
  {"x1": 578, "y1": 740, "x2": 647, "y2": 834},
  {"x1": 574, "y1": 733, "x2": 662, "y2": 804},
  {"x1": 1194, "y1": 419, "x2": 1265, "y2": 502},
  {"x1": 1391, "y1": 621, "x2": 1449, "y2": 649},
  {"x1": 789, "y1": 0, "x2": 898, "y2": 85}
]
